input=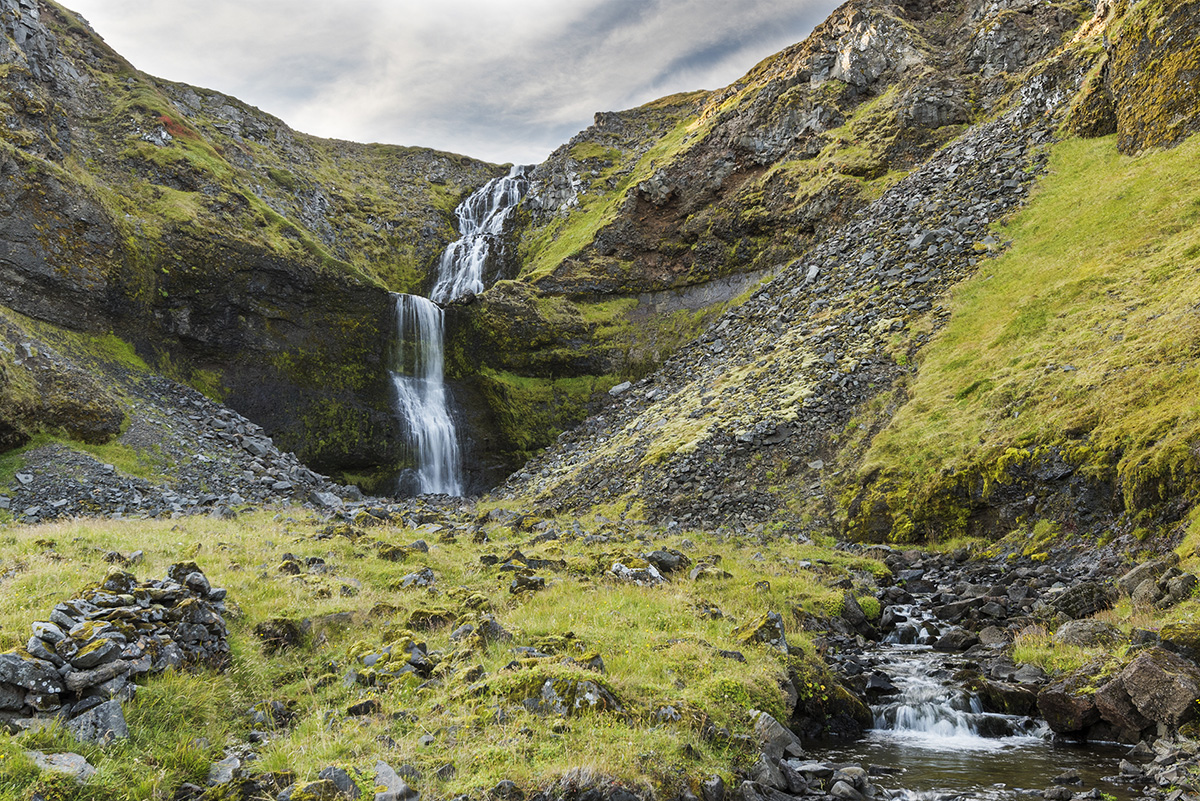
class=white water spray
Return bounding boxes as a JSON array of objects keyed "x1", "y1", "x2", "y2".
[
  {"x1": 430, "y1": 165, "x2": 530, "y2": 303},
  {"x1": 390, "y1": 294, "x2": 462, "y2": 496}
]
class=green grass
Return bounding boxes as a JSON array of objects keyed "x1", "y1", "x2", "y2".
[
  {"x1": 518, "y1": 106, "x2": 715, "y2": 283},
  {"x1": 0, "y1": 510, "x2": 885, "y2": 800},
  {"x1": 1011, "y1": 625, "x2": 1112, "y2": 675},
  {"x1": 857, "y1": 132, "x2": 1200, "y2": 531}
]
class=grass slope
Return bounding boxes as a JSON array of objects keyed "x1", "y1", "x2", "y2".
[
  {"x1": 857, "y1": 131, "x2": 1200, "y2": 537},
  {"x1": 0, "y1": 511, "x2": 885, "y2": 800}
]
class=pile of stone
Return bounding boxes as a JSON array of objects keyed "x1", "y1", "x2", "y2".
[
  {"x1": 1118, "y1": 555, "x2": 1199, "y2": 610},
  {"x1": 0, "y1": 562, "x2": 229, "y2": 741}
]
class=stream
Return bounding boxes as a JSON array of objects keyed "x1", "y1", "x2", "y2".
[{"x1": 818, "y1": 604, "x2": 1142, "y2": 800}]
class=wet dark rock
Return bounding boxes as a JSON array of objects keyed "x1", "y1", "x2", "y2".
[
  {"x1": 933, "y1": 629, "x2": 978, "y2": 652},
  {"x1": 1038, "y1": 670, "x2": 1102, "y2": 735}
]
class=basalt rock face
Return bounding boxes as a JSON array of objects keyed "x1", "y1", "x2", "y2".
[
  {"x1": 513, "y1": 0, "x2": 1087, "y2": 298},
  {"x1": 0, "y1": 0, "x2": 499, "y2": 476}
]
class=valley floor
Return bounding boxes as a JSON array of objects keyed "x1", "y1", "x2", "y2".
[{"x1": 1, "y1": 499, "x2": 1199, "y2": 801}]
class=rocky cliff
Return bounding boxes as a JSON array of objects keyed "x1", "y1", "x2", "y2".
[{"x1": 0, "y1": 0, "x2": 501, "y2": 481}]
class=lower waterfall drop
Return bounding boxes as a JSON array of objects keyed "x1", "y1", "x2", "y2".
[{"x1": 389, "y1": 293, "x2": 463, "y2": 496}]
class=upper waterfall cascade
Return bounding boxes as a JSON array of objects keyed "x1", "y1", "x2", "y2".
[{"x1": 430, "y1": 165, "x2": 531, "y2": 304}]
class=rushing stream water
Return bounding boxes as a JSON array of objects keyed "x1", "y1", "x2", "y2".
[{"x1": 820, "y1": 605, "x2": 1140, "y2": 800}]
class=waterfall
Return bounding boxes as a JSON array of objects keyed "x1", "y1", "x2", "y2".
[
  {"x1": 388, "y1": 165, "x2": 529, "y2": 496},
  {"x1": 430, "y1": 165, "x2": 530, "y2": 304},
  {"x1": 390, "y1": 294, "x2": 463, "y2": 496}
]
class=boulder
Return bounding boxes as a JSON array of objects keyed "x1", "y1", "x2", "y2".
[
  {"x1": 25, "y1": 751, "x2": 96, "y2": 782},
  {"x1": 1054, "y1": 620, "x2": 1123, "y2": 648},
  {"x1": 840, "y1": 594, "x2": 879, "y2": 639},
  {"x1": 67, "y1": 699, "x2": 128, "y2": 745},
  {"x1": 1160, "y1": 621, "x2": 1200, "y2": 661},
  {"x1": 375, "y1": 760, "x2": 420, "y2": 801},
  {"x1": 1117, "y1": 557, "x2": 1177, "y2": 596},
  {"x1": 1051, "y1": 581, "x2": 1116, "y2": 620},
  {"x1": 1037, "y1": 672, "x2": 1100, "y2": 734},
  {"x1": 700, "y1": 775, "x2": 725, "y2": 801},
  {"x1": 933, "y1": 629, "x2": 978, "y2": 652},
  {"x1": 1116, "y1": 648, "x2": 1200, "y2": 728},
  {"x1": 283, "y1": 780, "x2": 341, "y2": 801},
  {"x1": 520, "y1": 678, "x2": 623, "y2": 717},
  {"x1": 0, "y1": 652, "x2": 65, "y2": 695},
  {"x1": 752, "y1": 710, "x2": 804, "y2": 761},
  {"x1": 643, "y1": 549, "x2": 691, "y2": 574},
  {"x1": 1161, "y1": 573, "x2": 1198, "y2": 608},
  {"x1": 1093, "y1": 677, "x2": 1152, "y2": 742},
  {"x1": 973, "y1": 679, "x2": 1038, "y2": 716}
]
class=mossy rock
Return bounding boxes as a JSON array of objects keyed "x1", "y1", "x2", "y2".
[
  {"x1": 1160, "y1": 621, "x2": 1200, "y2": 662},
  {"x1": 286, "y1": 779, "x2": 341, "y2": 801},
  {"x1": 253, "y1": 618, "x2": 306, "y2": 655},
  {"x1": 1108, "y1": 0, "x2": 1200, "y2": 153},
  {"x1": 734, "y1": 612, "x2": 789, "y2": 654},
  {"x1": 510, "y1": 674, "x2": 624, "y2": 718},
  {"x1": 408, "y1": 608, "x2": 456, "y2": 631}
]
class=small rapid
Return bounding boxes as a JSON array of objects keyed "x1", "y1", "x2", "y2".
[{"x1": 822, "y1": 604, "x2": 1138, "y2": 801}]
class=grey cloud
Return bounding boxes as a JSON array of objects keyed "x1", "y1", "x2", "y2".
[{"x1": 67, "y1": 0, "x2": 841, "y2": 164}]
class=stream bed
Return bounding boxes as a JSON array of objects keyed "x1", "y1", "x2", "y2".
[{"x1": 816, "y1": 604, "x2": 1145, "y2": 800}]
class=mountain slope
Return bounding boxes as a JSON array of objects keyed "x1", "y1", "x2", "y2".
[
  {"x1": 494, "y1": 0, "x2": 1200, "y2": 547},
  {"x1": 0, "y1": 0, "x2": 501, "y2": 480},
  {"x1": 451, "y1": 0, "x2": 1093, "y2": 470}
]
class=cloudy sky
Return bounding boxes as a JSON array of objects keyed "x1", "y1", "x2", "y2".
[{"x1": 66, "y1": 0, "x2": 840, "y2": 165}]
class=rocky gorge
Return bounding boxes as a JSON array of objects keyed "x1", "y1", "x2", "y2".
[{"x1": 2, "y1": 0, "x2": 1200, "y2": 798}]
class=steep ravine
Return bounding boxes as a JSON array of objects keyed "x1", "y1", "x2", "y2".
[
  {"x1": 0, "y1": 0, "x2": 502, "y2": 484},
  {"x1": 492, "y1": 0, "x2": 1200, "y2": 548}
]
